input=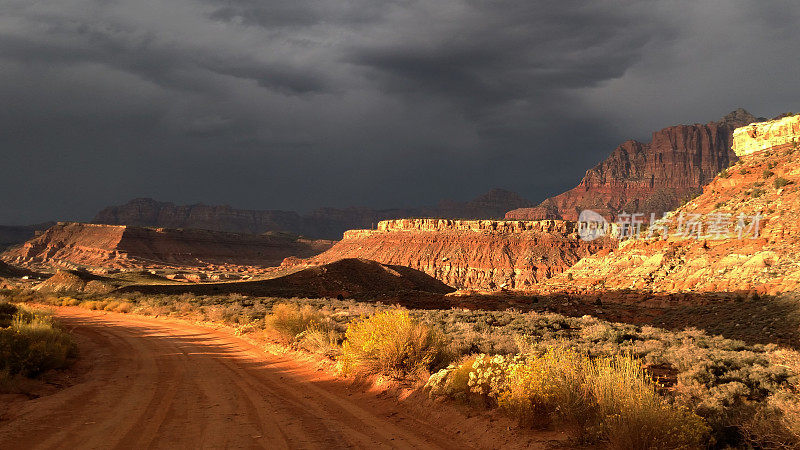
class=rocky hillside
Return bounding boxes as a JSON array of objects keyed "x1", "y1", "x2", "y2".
[
  {"x1": 93, "y1": 188, "x2": 533, "y2": 240},
  {"x1": 295, "y1": 219, "x2": 614, "y2": 290},
  {"x1": 542, "y1": 114, "x2": 800, "y2": 295},
  {"x1": 2, "y1": 222, "x2": 334, "y2": 271},
  {"x1": 506, "y1": 109, "x2": 761, "y2": 221}
]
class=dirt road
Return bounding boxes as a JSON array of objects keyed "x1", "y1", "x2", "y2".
[{"x1": 0, "y1": 308, "x2": 498, "y2": 449}]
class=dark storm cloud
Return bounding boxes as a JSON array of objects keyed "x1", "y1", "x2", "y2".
[{"x1": 0, "y1": 0, "x2": 799, "y2": 224}]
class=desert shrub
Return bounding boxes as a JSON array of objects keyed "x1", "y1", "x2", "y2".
[
  {"x1": 0, "y1": 302, "x2": 17, "y2": 328},
  {"x1": 763, "y1": 169, "x2": 776, "y2": 179},
  {"x1": 774, "y1": 177, "x2": 793, "y2": 189},
  {"x1": 739, "y1": 391, "x2": 800, "y2": 449},
  {"x1": 0, "y1": 304, "x2": 76, "y2": 379},
  {"x1": 497, "y1": 347, "x2": 589, "y2": 430},
  {"x1": 338, "y1": 309, "x2": 451, "y2": 377},
  {"x1": 114, "y1": 301, "x2": 133, "y2": 313},
  {"x1": 296, "y1": 327, "x2": 343, "y2": 358},
  {"x1": 79, "y1": 300, "x2": 109, "y2": 311},
  {"x1": 750, "y1": 188, "x2": 766, "y2": 198},
  {"x1": 60, "y1": 297, "x2": 80, "y2": 307},
  {"x1": 103, "y1": 300, "x2": 121, "y2": 311},
  {"x1": 587, "y1": 354, "x2": 710, "y2": 449},
  {"x1": 267, "y1": 303, "x2": 324, "y2": 342},
  {"x1": 719, "y1": 169, "x2": 731, "y2": 178},
  {"x1": 740, "y1": 168, "x2": 750, "y2": 175},
  {"x1": 428, "y1": 348, "x2": 710, "y2": 448}
]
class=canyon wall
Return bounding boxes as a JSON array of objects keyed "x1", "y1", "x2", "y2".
[
  {"x1": 300, "y1": 219, "x2": 614, "y2": 290},
  {"x1": 2, "y1": 222, "x2": 333, "y2": 270},
  {"x1": 506, "y1": 109, "x2": 760, "y2": 221},
  {"x1": 541, "y1": 116, "x2": 800, "y2": 295}
]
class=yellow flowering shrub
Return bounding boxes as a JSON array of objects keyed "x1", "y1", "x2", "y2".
[
  {"x1": 427, "y1": 347, "x2": 710, "y2": 448},
  {"x1": 587, "y1": 355, "x2": 710, "y2": 449},
  {"x1": 267, "y1": 303, "x2": 323, "y2": 342},
  {"x1": 497, "y1": 347, "x2": 590, "y2": 429},
  {"x1": 338, "y1": 309, "x2": 450, "y2": 376}
]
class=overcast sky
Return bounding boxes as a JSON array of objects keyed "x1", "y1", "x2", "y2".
[{"x1": 1, "y1": 0, "x2": 799, "y2": 224}]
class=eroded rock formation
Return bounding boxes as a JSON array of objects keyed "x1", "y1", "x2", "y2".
[
  {"x1": 296, "y1": 219, "x2": 614, "y2": 290},
  {"x1": 542, "y1": 115, "x2": 800, "y2": 295},
  {"x1": 506, "y1": 109, "x2": 760, "y2": 221}
]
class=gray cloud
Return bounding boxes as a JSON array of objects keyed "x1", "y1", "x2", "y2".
[{"x1": 0, "y1": 0, "x2": 798, "y2": 224}]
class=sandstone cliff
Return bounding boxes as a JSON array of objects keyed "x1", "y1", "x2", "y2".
[
  {"x1": 93, "y1": 189, "x2": 533, "y2": 240},
  {"x1": 2, "y1": 222, "x2": 334, "y2": 271},
  {"x1": 733, "y1": 114, "x2": 800, "y2": 157},
  {"x1": 297, "y1": 219, "x2": 614, "y2": 290},
  {"x1": 541, "y1": 115, "x2": 800, "y2": 295},
  {"x1": 506, "y1": 109, "x2": 761, "y2": 221}
]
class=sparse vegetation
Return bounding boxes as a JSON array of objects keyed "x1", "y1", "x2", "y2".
[
  {"x1": 775, "y1": 177, "x2": 793, "y2": 189},
  {"x1": 4, "y1": 289, "x2": 800, "y2": 447},
  {"x1": 0, "y1": 302, "x2": 77, "y2": 389},
  {"x1": 763, "y1": 169, "x2": 775, "y2": 179},
  {"x1": 427, "y1": 348, "x2": 710, "y2": 448},
  {"x1": 719, "y1": 169, "x2": 731, "y2": 178}
]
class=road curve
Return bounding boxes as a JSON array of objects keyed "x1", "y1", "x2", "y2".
[{"x1": 0, "y1": 308, "x2": 479, "y2": 449}]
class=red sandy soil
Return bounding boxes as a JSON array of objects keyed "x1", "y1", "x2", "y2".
[{"x1": 0, "y1": 308, "x2": 565, "y2": 449}]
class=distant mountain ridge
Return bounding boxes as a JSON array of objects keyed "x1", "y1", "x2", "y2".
[
  {"x1": 506, "y1": 109, "x2": 763, "y2": 221},
  {"x1": 93, "y1": 188, "x2": 533, "y2": 240},
  {"x1": 0, "y1": 222, "x2": 55, "y2": 250}
]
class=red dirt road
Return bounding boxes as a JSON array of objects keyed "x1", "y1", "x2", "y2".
[{"x1": 0, "y1": 308, "x2": 548, "y2": 449}]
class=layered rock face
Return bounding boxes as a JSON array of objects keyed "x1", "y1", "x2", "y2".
[
  {"x1": 2, "y1": 222, "x2": 333, "y2": 270},
  {"x1": 94, "y1": 189, "x2": 533, "y2": 240},
  {"x1": 542, "y1": 116, "x2": 800, "y2": 295},
  {"x1": 733, "y1": 114, "x2": 800, "y2": 156},
  {"x1": 506, "y1": 109, "x2": 760, "y2": 221},
  {"x1": 298, "y1": 219, "x2": 613, "y2": 290}
]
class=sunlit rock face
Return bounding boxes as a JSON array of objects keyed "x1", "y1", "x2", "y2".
[
  {"x1": 506, "y1": 109, "x2": 759, "y2": 221},
  {"x1": 291, "y1": 219, "x2": 614, "y2": 290},
  {"x1": 733, "y1": 115, "x2": 800, "y2": 157}
]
